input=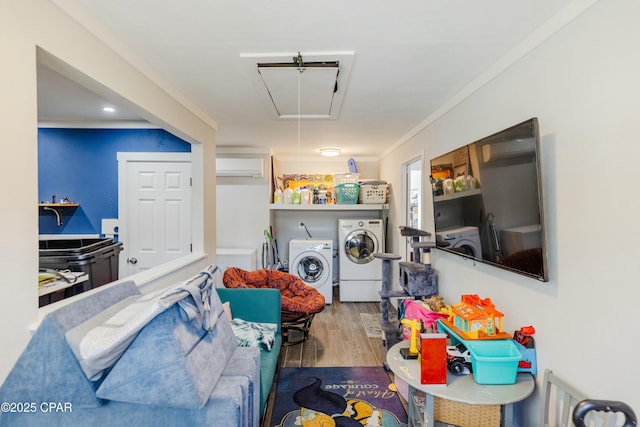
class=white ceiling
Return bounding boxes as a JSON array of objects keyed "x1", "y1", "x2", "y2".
[{"x1": 42, "y1": 0, "x2": 579, "y2": 158}]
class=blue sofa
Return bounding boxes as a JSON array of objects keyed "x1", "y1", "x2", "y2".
[
  {"x1": 0, "y1": 277, "x2": 281, "y2": 427},
  {"x1": 217, "y1": 287, "x2": 282, "y2": 414}
]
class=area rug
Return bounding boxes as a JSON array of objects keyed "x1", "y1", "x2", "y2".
[
  {"x1": 359, "y1": 313, "x2": 383, "y2": 338},
  {"x1": 270, "y1": 366, "x2": 407, "y2": 427}
]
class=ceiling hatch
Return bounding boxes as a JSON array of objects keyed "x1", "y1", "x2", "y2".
[{"x1": 241, "y1": 51, "x2": 354, "y2": 120}]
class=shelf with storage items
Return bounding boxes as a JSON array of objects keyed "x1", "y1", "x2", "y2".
[
  {"x1": 268, "y1": 203, "x2": 390, "y2": 271},
  {"x1": 269, "y1": 203, "x2": 388, "y2": 211},
  {"x1": 433, "y1": 188, "x2": 482, "y2": 203},
  {"x1": 38, "y1": 203, "x2": 79, "y2": 227}
]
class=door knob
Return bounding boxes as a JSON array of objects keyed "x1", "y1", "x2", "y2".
[{"x1": 127, "y1": 257, "x2": 138, "y2": 264}]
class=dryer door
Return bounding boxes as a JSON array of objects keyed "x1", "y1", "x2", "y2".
[
  {"x1": 293, "y1": 253, "x2": 330, "y2": 286},
  {"x1": 343, "y1": 230, "x2": 379, "y2": 264},
  {"x1": 451, "y1": 239, "x2": 480, "y2": 258}
]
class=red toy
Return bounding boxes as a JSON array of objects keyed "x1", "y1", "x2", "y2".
[
  {"x1": 419, "y1": 333, "x2": 448, "y2": 384},
  {"x1": 513, "y1": 325, "x2": 537, "y2": 374}
]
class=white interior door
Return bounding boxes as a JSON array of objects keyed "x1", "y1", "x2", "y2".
[{"x1": 118, "y1": 153, "x2": 192, "y2": 277}]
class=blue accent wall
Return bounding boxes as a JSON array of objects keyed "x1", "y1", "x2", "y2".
[{"x1": 38, "y1": 128, "x2": 191, "y2": 235}]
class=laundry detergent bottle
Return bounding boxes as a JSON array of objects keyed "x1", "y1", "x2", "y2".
[
  {"x1": 291, "y1": 188, "x2": 301, "y2": 204},
  {"x1": 274, "y1": 188, "x2": 283, "y2": 204},
  {"x1": 283, "y1": 187, "x2": 293, "y2": 204},
  {"x1": 300, "y1": 187, "x2": 310, "y2": 204}
]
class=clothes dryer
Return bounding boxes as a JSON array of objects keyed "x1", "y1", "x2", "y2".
[
  {"x1": 289, "y1": 239, "x2": 333, "y2": 304},
  {"x1": 338, "y1": 219, "x2": 385, "y2": 302},
  {"x1": 435, "y1": 226, "x2": 482, "y2": 259}
]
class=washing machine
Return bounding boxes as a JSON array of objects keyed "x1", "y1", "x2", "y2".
[
  {"x1": 289, "y1": 239, "x2": 333, "y2": 304},
  {"x1": 338, "y1": 219, "x2": 385, "y2": 302},
  {"x1": 436, "y1": 226, "x2": 482, "y2": 259}
]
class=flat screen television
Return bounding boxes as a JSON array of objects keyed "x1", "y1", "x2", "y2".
[{"x1": 430, "y1": 118, "x2": 548, "y2": 281}]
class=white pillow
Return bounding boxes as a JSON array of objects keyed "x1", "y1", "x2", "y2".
[{"x1": 222, "y1": 301, "x2": 232, "y2": 322}]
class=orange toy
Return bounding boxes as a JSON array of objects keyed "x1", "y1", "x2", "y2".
[{"x1": 443, "y1": 294, "x2": 511, "y2": 340}]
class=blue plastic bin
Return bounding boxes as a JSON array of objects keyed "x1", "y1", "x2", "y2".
[
  {"x1": 466, "y1": 339, "x2": 521, "y2": 385},
  {"x1": 437, "y1": 320, "x2": 521, "y2": 385}
]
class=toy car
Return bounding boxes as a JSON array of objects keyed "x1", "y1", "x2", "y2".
[{"x1": 446, "y1": 342, "x2": 472, "y2": 375}]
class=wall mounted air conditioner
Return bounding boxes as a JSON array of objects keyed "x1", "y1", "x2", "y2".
[
  {"x1": 481, "y1": 138, "x2": 535, "y2": 163},
  {"x1": 216, "y1": 157, "x2": 264, "y2": 178}
]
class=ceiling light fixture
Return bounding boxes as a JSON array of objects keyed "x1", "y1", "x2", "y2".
[
  {"x1": 320, "y1": 148, "x2": 341, "y2": 157},
  {"x1": 102, "y1": 106, "x2": 115, "y2": 113}
]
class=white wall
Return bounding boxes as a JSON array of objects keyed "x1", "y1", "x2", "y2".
[
  {"x1": 380, "y1": 0, "x2": 639, "y2": 422},
  {"x1": 0, "y1": 1, "x2": 217, "y2": 382},
  {"x1": 0, "y1": 1, "x2": 39, "y2": 386},
  {"x1": 216, "y1": 183, "x2": 270, "y2": 255}
]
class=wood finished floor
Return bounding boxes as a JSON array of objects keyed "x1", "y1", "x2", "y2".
[
  {"x1": 262, "y1": 286, "x2": 395, "y2": 427},
  {"x1": 280, "y1": 286, "x2": 387, "y2": 368}
]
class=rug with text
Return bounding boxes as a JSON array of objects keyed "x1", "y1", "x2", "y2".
[{"x1": 270, "y1": 366, "x2": 407, "y2": 427}]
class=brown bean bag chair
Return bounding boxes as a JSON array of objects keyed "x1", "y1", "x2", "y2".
[{"x1": 222, "y1": 268, "x2": 325, "y2": 321}]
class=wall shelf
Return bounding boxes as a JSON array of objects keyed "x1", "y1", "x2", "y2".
[
  {"x1": 270, "y1": 203, "x2": 388, "y2": 211},
  {"x1": 433, "y1": 188, "x2": 482, "y2": 203},
  {"x1": 38, "y1": 203, "x2": 79, "y2": 227}
]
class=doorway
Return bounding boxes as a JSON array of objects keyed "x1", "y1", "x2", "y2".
[
  {"x1": 404, "y1": 157, "x2": 422, "y2": 261},
  {"x1": 117, "y1": 152, "x2": 192, "y2": 277}
]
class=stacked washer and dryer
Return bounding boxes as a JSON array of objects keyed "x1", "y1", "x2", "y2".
[
  {"x1": 337, "y1": 219, "x2": 385, "y2": 302},
  {"x1": 288, "y1": 223, "x2": 481, "y2": 304},
  {"x1": 288, "y1": 239, "x2": 334, "y2": 304},
  {"x1": 287, "y1": 218, "x2": 386, "y2": 304}
]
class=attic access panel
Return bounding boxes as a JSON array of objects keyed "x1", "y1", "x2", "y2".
[
  {"x1": 241, "y1": 51, "x2": 354, "y2": 120},
  {"x1": 257, "y1": 61, "x2": 339, "y2": 119}
]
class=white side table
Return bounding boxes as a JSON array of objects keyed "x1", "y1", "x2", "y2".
[{"x1": 387, "y1": 340, "x2": 534, "y2": 426}]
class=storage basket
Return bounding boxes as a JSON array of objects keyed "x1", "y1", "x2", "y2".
[
  {"x1": 413, "y1": 390, "x2": 501, "y2": 427},
  {"x1": 467, "y1": 339, "x2": 521, "y2": 385},
  {"x1": 360, "y1": 183, "x2": 388, "y2": 204},
  {"x1": 335, "y1": 183, "x2": 361, "y2": 204},
  {"x1": 435, "y1": 397, "x2": 501, "y2": 427},
  {"x1": 333, "y1": 173, "x2": 359, "y2": 185}
]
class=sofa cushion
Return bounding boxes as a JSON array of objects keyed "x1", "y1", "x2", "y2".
[
  {"x1": 95, "y1": 302, "x2": 236, "y2": 408},
  {"x1": 0, "y1": 281, "x2": 141, "y2": 410},
  {"x1": 0, "y1": 374, "x2": 254, "y2": 427},
  {"x1": 94, "y1": 267, "x2": 238, "y2": 409},
  {"x1": 219, "y1": 347, "x2": 261, "y2": 427},
  {"x1": 65, "y1": 294, "x2": 144, "y2": 380},
  {"x1": 66, "y1": 268, "x2": 226, "y2": 381}
]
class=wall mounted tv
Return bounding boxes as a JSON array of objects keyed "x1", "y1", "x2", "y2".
[{"x1": 430, "y1": 118, "x2": 548, "y2": 281}]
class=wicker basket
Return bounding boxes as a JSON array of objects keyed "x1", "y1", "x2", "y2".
[
  {"x1": 359, "y1": 183, "x2": 388, "y2": 204},
  {"x1": 334, "y1": 183, "x2": 361, "y2": 204},
  {"x1": 434, "y1": 397, "x2": 501, "y2": 427}
]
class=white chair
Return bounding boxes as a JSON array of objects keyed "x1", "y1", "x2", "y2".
[
  {"x1": 540, "y1": 369, "x2": 587, "y2": 427},
  {"x1": 540, "y1": 369, "x2": 637, "y2": 427}
]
